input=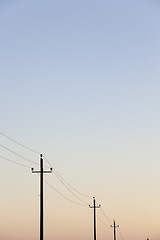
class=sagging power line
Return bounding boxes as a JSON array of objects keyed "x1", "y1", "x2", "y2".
[
  {"x1": 1, "y1": 150, "x2": 86, "y2": 207},
  {"x1": 0, "y1": 132, "x2": 91, "y2": 206},
  {"x1": 0, "y1": 144, "x2": 39, "y2": 166},
  {"x1": 100, "y1": 207, "x2": 112, "y2": 224},
  {"x1": 0, "y1": 155, "x2": 31, "y2": 168},
  {"x1": 0, "y1": 130, "x2": 40, "y2": 154},
  {"x1": 0, "y1": 130, "x2": 92, "y2": 203},
  {"x1": 44, "y1": 179, "x2": 86, "y2": 206},
  {"x1": 0, "y1": 130, "x2": 92, "y2": 202},
  {"x1": 0, "y1": 131, "x2": 125, "y2": 240},
  {"x1": 43, "y1": 155, "x2": 92, "y2": 202}
]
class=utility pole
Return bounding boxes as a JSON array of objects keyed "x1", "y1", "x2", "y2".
[
  {"x1": 89, "y1": 197, "x2": 101, "y2": 240},
  {"x1": 31, "y1": 154, "x2": 52, "y2": 240},
  {"x1": 110, "y1": 220, "x2": 119, "y2": 240}
]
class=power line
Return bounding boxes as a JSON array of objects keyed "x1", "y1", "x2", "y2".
[
  {"x1": 97, "y1": 216, "x2": 108, "y2": 226},
  {"x1": 0, "y1": 131, "x2": 40, "y2": 154},
  {"x1": 118, "y1": 229, "x2": 125, "y2": 240},
  {"x1": 43, "y1": 156, "x2": 52, "y2": 167},
  {"x1": 0, "y1": 155, "x2": 31, "y2": 168},
  {"x1": 0, "y1": 132, "x2": 92, "y2": 205},
  {"x1": 0, "y1": 144, "x2": 39, "y2": 166},
  {"x1": 43, "y1": 156, "x2": 92, "y2": 199},
  {"x1": 50, "y1": 168, "x2": 89, "y2": 205},
  {"x1": 0, "y1": 131, "x2": 91, "y2": 202},
  {"x1": 44, "y1": 178, "x2": 86, "y2": 206},
  {"x1": 45, "y1": 164, "x2": 90, "y2": 204},
  {"x1": 100, "y1": 208, "x2": 112, "y2": 224}
]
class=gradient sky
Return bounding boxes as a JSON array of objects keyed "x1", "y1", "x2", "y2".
[{"x1": 0, "y1": 0, "x2": 160, "y2": 240}]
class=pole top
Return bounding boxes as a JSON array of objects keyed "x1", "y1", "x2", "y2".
[{"x1": 40, "y1": 154, "x2": 43, "y2": 158}]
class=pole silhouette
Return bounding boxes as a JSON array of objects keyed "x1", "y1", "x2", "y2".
[
  {"x1": 110, "y1": 220, "x2": 119, "y2": 240},
  {"x1": 89, "y1": 197, "x2": 101, "y2": 240},
  {"x1": 31, "y1": 154, "x2": 52, "y2": 240}
]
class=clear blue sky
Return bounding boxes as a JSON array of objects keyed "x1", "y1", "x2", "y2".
[{"x1": 0, "y1": 1, "x2": 160, "y2": 240}]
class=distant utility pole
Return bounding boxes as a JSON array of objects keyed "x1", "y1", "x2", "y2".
[
  {"x1": 89, "y1": 197, "x2": 101, "y2": 240},
  {"x1": 110, "y1": 220, "x2": 119, "y2": 240},
  {"x1": 31, "y1": 154, "x2": 52, "y2": 240}
]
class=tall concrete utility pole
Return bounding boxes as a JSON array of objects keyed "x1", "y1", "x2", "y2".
[
  {"x1": 89, "y1": 197, "x2": 101, "y2": 240},
  {"x1": 31, "y1": 154, "x2": 52, "y2": 240},
  {"x1": 110, "y1": 220, "x2": 119, "y2": 240}
]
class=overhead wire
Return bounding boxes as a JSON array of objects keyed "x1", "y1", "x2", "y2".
[
  {"x1": 99, "y1": 208, "x2": 125, "y2": 240},
  {"x1": 0, "y1": 131, "x2": 91, "y2": 205},
  {"x1": 44, "y1": 157, "x2": 89, "y2": 205},
  {"x1": 118, "y1": 228, "x2": 125, "y2": 240},
  {"x1": 0, "y1": 144, "x2": 39, "y2": 166},
  {"x1": 0, "y1": 155, "x2": 31, "y2": 169},
  {"x1": 52, "y1": 168, "x2": 89, "y2": 205},
  {"x1": 44, "y1": 178, "x2": 86, "y2": 206},
  {"x1": 97, "y1": 216, "x2": 108, "y2": 226},
  {"x1": 43, "y1": 155, "x2": 92, "y2": 201},
  {"x1": 0, "y1": 131, "x2": 92, "y2": 203},
  {"x1": 0, "y1": 130, "x2": 40, "y2": 154},
  {"x1": 0, "y1": 131, "x2": 50, "y2": 168},
  {"x1": 100, "y1": 208, "x2": 112, "y2": 224},
  {"x1": 0, "y1": 132, "x2": 118, "y2": 232}
]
